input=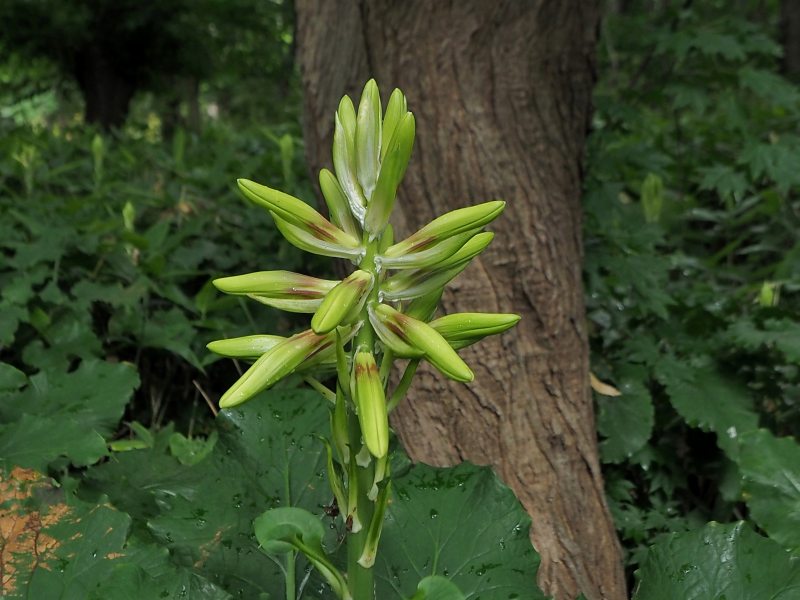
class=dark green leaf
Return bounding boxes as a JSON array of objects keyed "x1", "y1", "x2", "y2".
[
  {"x1": 377, "y1": 461, "x2": 546, "y2": 600},
  {"x1": 738, "y1": 430, "x2": 800, "y2": 552},
  {"x1": 597, "y1": 366, "x2": 654, "y2": 463},
  {"x1": 633, "y1": 522, "x2": 800, "y2": 599}
]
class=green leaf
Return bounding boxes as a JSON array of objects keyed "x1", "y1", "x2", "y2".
[
  {"x1": 168, "y1": 431, "x2": 218, "y2": 466},
  {"x1": 377, "y1": 461, "x2": 546, "y2": 599},
  {"x1": 0, "y1": 360, "x2": 140, "y2": 471},
  {"x1": 254, "y1": 506, "x2": 350, "y2": 599},
  {"x1": 85, "y1": 387, "x2": 544, "y2": 599},
  {"x1": 0, "y1": 362, "x2": 26, "y2": 391},
  {"x1": 1, "y1": 468, "x2": 228, "y2": 600},
  {"x1": 633, "y1": 522, "x2": 800, "y2": 599},
  {"x1": 727, "y1": 318, "x2": 800, "y2": 362},
  {"x1": 656, "y1": 360, "x2": 758, "y2": 458},
  {"x1": 254, "y1": 506, "x2": 326, "y2": 554},
  {"x1": 738, "y1": 430, "x2": 800, "y2": 553},
  {"x1": 88, "y1": 388, "x2": 333, "y2": 599},
  {"x1": 409, "y1": 575, "x2": 465, "y2": 600},
  {"x1": 697, "y1": 164, "x2": 748, "y2": 200},
  {"x1": 596, "y1": 367, "x2": 654, "y2": 463}
]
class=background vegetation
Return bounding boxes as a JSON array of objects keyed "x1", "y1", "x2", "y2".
[{"x1": 1, "y1": 0, "x2": 798, "y2": 598}]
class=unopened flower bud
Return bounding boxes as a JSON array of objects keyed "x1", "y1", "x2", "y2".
[
  {"x1": 372, "y1": 304, "x2": 473, "y2": 382},
  {"x1": 352, "y1": 351, "x2": 389, "y2": 458},
  {"x1": 430, "y1": 313, "x2": 520, "y2": 349},
  {"x1": 219, "y1": 330, "x2": 335, "y2": 408},
  {"x1": 311, "y1": 270, "x2": 373, "y2": 334},
  {"x1": 377, "y1": 229, "x2": 476, "y2": 270},
  {"x1": 206, "y1": 335, "x2": 284, "y2": 360},
  {"x1": 383, "y1": 200, "x2": 505, "y2": 259},
  {"x1": 356, "y1": 79, "x2": 382, "y2": 200},
  {"x1": 319, "y1": 168, "x2": 360, "y2": 238},
  {"x1": 213, "y1": 270, "x2": 338, "y2": 313}
]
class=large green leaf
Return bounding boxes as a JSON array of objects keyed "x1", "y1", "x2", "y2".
[
  {"x1": 86, "y1": 388, "x2": 334, "y2": 599},
  {"x1": 84, "y1": 387, "x2": 545, "y2": 599},
  {"x1": 738, "y1": 429, "x2": 800, "y2": 553},
  {"x1": 596, "y1": 366, "x2": 654, "y2": 463},
  {"x1": 377, "y1": 460, "x2": 545, "y2": 600},
  {"x1": 0, "y1": 467, "x2": 228, "y2": 600},
  {"x1": 0, "y1": 360, "x2": 139, "y2": 471},
  {"x1": 633, "y1": 522, "x2": 800, "y2": 599}
]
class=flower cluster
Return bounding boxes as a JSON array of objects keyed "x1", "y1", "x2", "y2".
[
  {"x1": 209, "y1": 80, "x2": 518, "y2": 460},
  {"x1": 208, "y1": 80, "x2": 519, "y2": 596}
]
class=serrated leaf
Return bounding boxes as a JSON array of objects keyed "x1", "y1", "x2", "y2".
[
  {"x1": 738, "y1": 430, "x2": 800, "y2": 552},
  {"x1": 656, "y1": 360, "x2": 758, "y2": 458},
  {"x1": 697, "y1": 164, "x2": 748, "y2": 199},
  {"x1": 0, "y1": 360, "x2": 140, "y2": 471},
  {"x1": 727, "y1": 318, "x2": 800, "y2": 362},
  {"x1": 633, "y1": 522, "x2": 800, "y2": 599}
]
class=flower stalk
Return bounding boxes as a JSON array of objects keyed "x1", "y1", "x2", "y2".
[{"x1": 209, "y1": 79, "x2": 519, "y2": 600}]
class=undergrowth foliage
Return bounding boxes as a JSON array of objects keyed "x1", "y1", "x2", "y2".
[
  {"x1": 587, "y1": 2, "x2": 800, "y2": 594},
  {"x1": 1, "y1": 1, "x2": 799, "y2": 598}
]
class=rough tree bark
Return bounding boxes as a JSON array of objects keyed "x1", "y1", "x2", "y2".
[
  {"x1": 295, "y1": 2, "x2": 626, "y2": 599},
  {"x1": 781, "y1": 0, "x2": 800, "y2": 79}
]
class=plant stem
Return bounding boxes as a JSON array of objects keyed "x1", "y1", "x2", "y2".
[
  {"x1": 345, "y1": 235, "x2": 381, "y2": 600},
  {"x1": 346, "y1": 459, "x2": 375, "y2": 599},
  {"x1": 285, "y1": 551, "x2": 296, "y2": 600}
]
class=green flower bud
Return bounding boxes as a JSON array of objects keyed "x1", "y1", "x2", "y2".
[
  {"x1": 219, "y1": 330, "x2": 335, "y2": 408},
  {"x1": 383, "y1": 200, "x2": 505, "y2": 259},
  {"x1": 372, "y1": 304, "x2": 474, "y2": 382},
  {"x1": 213, "y1": 270, "x2": 336, "y2": 297},
  {"x1": 311, "y1": 270, "x2": 374, "y2": 334},
  {"x1": 381, "y1": 89, "x2": 408, "y2": 160},
  {"x1": 430, "y1": 312, "x2": 520, "y2": 349},
  {"x1": 238, "y1": 179, "x2": 359, "y2": 251},
  {"x1": 207, "y1": 334, "x2": 284, "y2": 360},
  {"x1": 377, "y1": 229, "x2": 477, "y2": 270},
  {"x1": 430, "y1": 230, "x2": 494, "y2": 270},
  {"x1": 353, "y1": 351, "x2": 389, "y2": 458},
  {"x1": 247, "y1": 294, "x2": 324, "y2": 314},
  {"x1": 356, "y1": 79, "x2": 382, "y2": 200},
  {"x1": 368, "y1": 304, "x2": 425, "y2": 358},
  {"x1": 319, "y1": 168, "x2": 360, "y2": 238},
  {"x1": 333, "y1": 105, "x2": 367, "y2": 225},
  {"x1": 338, "y1": 95, "x2": 357, "y2": 138},
  {"x1": 381, "y1": 232, "x2": 494, "y2": 301},
  {"x1": 365, "y1": 112, "x2": 415, "y2": 237},
  {"x1": 272, "y1": 213, "x2": 364, "y2": 260},
  {"x1": 213, "y1": 270, "x2": 338, "y2": 313}
]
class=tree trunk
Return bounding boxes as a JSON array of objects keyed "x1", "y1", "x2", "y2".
[
  {"x1": 74, "y1": 46, "x2": 136, "y2": 130},
  {"x1": 295, "y1": 2, "x2": 625, "y2": 599},
  {"x1": 781, "y1": 0, "x2": 800, "y2": 79}
]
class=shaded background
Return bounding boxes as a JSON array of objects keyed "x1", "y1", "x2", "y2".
[{"x1": 1, "y1": 0, "x2": 799, "y2": 598}]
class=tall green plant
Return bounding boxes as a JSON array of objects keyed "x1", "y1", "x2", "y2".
[{"x1": 208, "y1": 80, "x2": 519, "y2": 600}]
